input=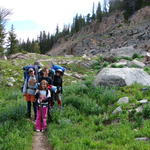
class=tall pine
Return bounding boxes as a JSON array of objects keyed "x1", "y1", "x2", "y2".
[
  {"x1": 96, "y1": 2, "x2": 102, "y2": 22},
  {"x1": 7, "y1": 25, "x2": 19, "y2": 55}
]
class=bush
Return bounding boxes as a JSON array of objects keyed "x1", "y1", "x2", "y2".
[
  {"x1": 143, "y1": 103, "x2": 150, "y2": 119},
  {"x1": 132, "y1": 53, "x2": 143, "y2": 59},
  {"x1": 144, "y1": 67, "x2": 150, "y2": 75}
]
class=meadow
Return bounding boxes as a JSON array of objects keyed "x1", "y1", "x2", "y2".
[{"x1": 1, "y1": 54, "x2": 150, "y2": 150}]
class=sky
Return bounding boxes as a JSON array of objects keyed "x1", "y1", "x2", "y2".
[{"x1": 1, "y1": 0, "x2": 103, "y2": 41}]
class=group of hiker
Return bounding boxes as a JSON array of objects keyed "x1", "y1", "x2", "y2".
[{"x1": 22, "y1": 62, "x2": 65, "y2": 132}]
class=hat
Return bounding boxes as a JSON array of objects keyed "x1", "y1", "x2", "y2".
[
  {"x1": 146, "y1": 52, "x2": 150, "y2": 57},
  {"x1": 28, "y1": 68, "x2": 34, "y2": 72},
  {"x1": 56, "y1": 69, "x2": 63, "y2": 72}
]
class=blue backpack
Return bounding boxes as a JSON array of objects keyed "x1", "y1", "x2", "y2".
[
  {"x1": 51, "y1": 65, "x2": 66, "y2": 73},
  {"x1": 23, "y1": 65, "x2": 40, "y2": 81}
]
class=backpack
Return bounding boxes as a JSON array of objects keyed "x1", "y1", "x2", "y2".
[
  {"x1": 51, "y1": 65, "x2": 66, "y2": 74},
  {"x1": 23, "y1": 65, "x2": 40, "y2": 81}
]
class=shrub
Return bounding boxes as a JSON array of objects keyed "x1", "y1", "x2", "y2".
[
  {"x1": 144, "y1": 67, "x2": 150, "y2": 75},
  {"x1": 132, "y1": 53, "x2": 143, "y2": 59},
  {"x1": 143, "y1": 103, "x2": 150, "y2": 119}
]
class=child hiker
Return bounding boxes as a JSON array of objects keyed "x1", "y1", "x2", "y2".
[
  {"x1": 35, "y1": 80, "x2": 51, "y2": 132},
  {"x1": 23, "y1": 68, "x2": 37, "y2": 120}
]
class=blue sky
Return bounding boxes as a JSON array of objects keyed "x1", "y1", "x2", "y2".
[{"x1": 1, "y1": 0, "x2": 104, "y2": 41}]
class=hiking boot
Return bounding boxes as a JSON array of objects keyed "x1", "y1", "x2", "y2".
[{"x1": 36, "y1": 129, "x2": 40, "y2": 132}]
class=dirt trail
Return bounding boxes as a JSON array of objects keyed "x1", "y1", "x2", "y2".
[{"x1": 32, "y1": 132, "x2": 53, "y2": 150}]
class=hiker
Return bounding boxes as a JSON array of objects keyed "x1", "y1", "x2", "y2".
[
  {"x1": 23, "y1": 68, "x2": 37, "y2": 120},
  {"x1": 52, "y1": 69, "x2": 64, "y2": 108},
  {"x1": 35, "y1": 80, "x2": 51, "y2": 132},
  {"x1": 38, "y1": 67, "x2": 53, "y2": 85}
]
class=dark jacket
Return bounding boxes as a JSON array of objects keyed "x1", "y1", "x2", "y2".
[
  {"x1": 53, "y1": 75, "x2": 63, "y2": 93},
  {"x1": 38, "y1": 76, "x2": 53, "y2": 85}
]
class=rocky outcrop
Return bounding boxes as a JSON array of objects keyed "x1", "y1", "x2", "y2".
[
  {"x1": 47, "y1": 7, "x2": 150, "y2": 57},
  {"x1": 94, "y1": 68, "x2": 150, "y2": 87},
  {"x1": 104, "y1": 46, "x2": 144, "y2": 58}
]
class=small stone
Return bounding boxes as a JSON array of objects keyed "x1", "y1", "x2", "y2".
[
  {"x1": 7, "y1": 82, "x2": 14, "y2": 87},
  {"x1": 139, "y1": 99, "x2": 148, "y2": 104},
  {"x1": 135, "y1": 137, "x2": 150, "y2": 141},
  {"x1": 112, "y1": 106, "x2": 122, "y2": 114},
  {"x1": 135, "y1": 106, "x2": 143, "y2": 112},
  {"x1": 131, "y1": 59, "x2": 145, "y2": 68},
  {"x1": 8, "y1": 77, "x2": 16, "y2": 83},
  {"x1": 117, "y1": 97, "x2": 129, "y2": 104},
  {"x1": 72, "y1": 81, "x2": 77, "y2": 83}
]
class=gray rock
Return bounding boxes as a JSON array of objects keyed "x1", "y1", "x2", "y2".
[
  {"x1": 108, "y1": 46, "x2": 143, "y2": 58},
  {"x1": 7, "y1": 82, "x2": 14, "y2": 87},
  {"x1": 8, "y1": 77, "x2": 16, "y2": 83},
  {"x1": 135, "y1": 137, "x2": 150, "y2": 141},
  {"x1": 64, "y1": 72, "x2": 72, "y2": 76},
  {"x1": 117, "y1": 97, "x2": 129, "y2": 104},
  {"x1": 94, "y1": 68, "x2": 150, "y2": 87},
  {"x1": 112, "y1": 106, "x2": 122, "y2": 114},
  {"x1": 139, "y1": 99, "x2": 148, "y2": 104},
  {"x1": 130, "y1": 59, "x2": 145, "y2": 68},
  {"x1": 135, "y1": 106, "x2": 143, "y2": 113},
  {"x1": 115, "y1": 59, "x2": 128, "y2": 66}
]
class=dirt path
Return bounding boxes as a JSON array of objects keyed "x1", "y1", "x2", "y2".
[{"x1": 32, "y1": 131, "x2": 53, "y2": 150}]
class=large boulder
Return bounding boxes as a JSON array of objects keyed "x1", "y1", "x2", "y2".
[{"x1": 94, "y1": 68, "x2": 150, "y2": 86}]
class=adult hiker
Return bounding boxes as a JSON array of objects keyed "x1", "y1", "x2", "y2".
[
  {"x1": 52, "y1": 69, "x2": 64, "y2": 109},
  {"x1": 23, "y1": 68, "x2": 37, "y2": 120},
  {"x1": 38, "y1": 67, "x2": 53, "y2": 85},
  {"x1": 35, "y1": 80, "x2": 51, "y2": 132}
]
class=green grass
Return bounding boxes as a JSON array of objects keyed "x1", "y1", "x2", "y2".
[
  {"x1": 1, "y1": 54, "x2": 150, "y2": 150},
  {"x1": 47, "y1": 80, "x2": 150, "y2": 150},
  {"x1": 0, "y1": 88, "x2": 34, "y2": 150}
]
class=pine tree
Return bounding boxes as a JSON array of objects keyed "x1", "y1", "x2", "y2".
[
  {"x1": 103, "y1": 0, "x2": 109, "y2": 14},
  {"x1": 86, "y1": 13, "x2": 91, "y2": 24},
  {"x1": 91, "y1": 3, "x2": 96, "y2": 20},
  {"x1": 0, "y1": 8, "x2": 11, "y2": 55},
  {"x1": 96, "y1": 2, "x2": 102, "y2": 22},
  {"x1": 7, "y1": 25, "x2": 19, "y2": 55}
]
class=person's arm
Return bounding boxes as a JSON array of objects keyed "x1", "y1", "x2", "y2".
[
  {"x1": 23, "y1": 78, "x2": 28, "y2": 95},
  {"x1": 43, "y1": 90, "x2": 51, "y2": 102},
  {"x1": 60, "y1": 78, "x2": 63, "y2": 94}
]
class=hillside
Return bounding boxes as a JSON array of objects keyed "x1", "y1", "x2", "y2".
[
  {"x1": 1, "y1": 6, "x2": 150, "y2": 150},
  {"x1": 47, "y1": 6, "x2": 150, "y2": 57},
  {"x1": 1, "y1": 52, "x2": 150, "y2": 150}
]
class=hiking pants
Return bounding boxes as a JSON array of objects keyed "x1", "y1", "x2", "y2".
[
  {"x1": 36, "y1": 106, "x2": 48, "y2": 130},
  {"x1": 27, "y1": 101, "x2": 36, "y2": 119}
]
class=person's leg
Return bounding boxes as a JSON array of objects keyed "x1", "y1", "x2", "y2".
[
  {"x1": 50, "y1": 92, "x2": 55, "y2": 109},
  {"x1": 27, "y1": 101, "x2": 31, "y2": 118},
  {"x1": 33, "y1": 102, "x2": 37, "y2": 120},
  {"x1": 36, "y1": 107, "x2": 42, "y2": 131},
  {"x1": 42, "y1": 107, "x2": 48, "y2": 130},
  {"x1": 57, "y1": 93, "x2": 62, "y2": 108}
]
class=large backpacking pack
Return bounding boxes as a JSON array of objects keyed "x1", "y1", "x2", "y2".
[
  {"x1": 51, "y1": 65, "x2": 66, "y2": 75},
  {"x1": 23, "y1": 65, "x2": 41, "y2": 81}
]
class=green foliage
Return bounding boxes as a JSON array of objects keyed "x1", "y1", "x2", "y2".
[
  {"x1": 0, "y1": 88, "x2": 33, "y2": 150},
  {"x1": 132, "y1": 53, "x2": 143, "y2": 59},
  {"x1": 96, "y1": 2, "x2": 102, "y2": 22},
  {"x1": 111, "y1": 64, "x2": 124, "y2": 68},
  {"x1": 144, "y1": 66, "x2": 150, "y2": 75},
  {"x1": 66, "y1": 63, "x2": 88, "y2": 74},
  {"x1": 7, "y1": 25, "x2": 19, "y2": 55},
  {"x1": 0, "y1": 8, "x2": 11, "y2": 55},
  {"x1": 91, "y1": 56, "x2": 111, "y2": 71},
  {"x1": 143, "y1": 103, "x2": 150, "y2": 119}
]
